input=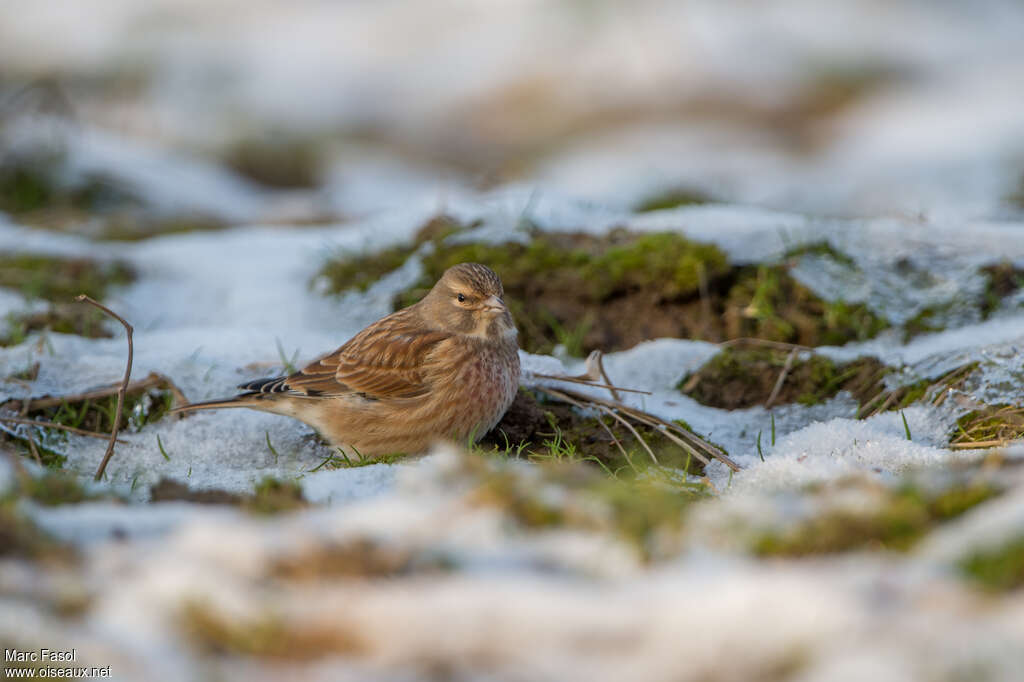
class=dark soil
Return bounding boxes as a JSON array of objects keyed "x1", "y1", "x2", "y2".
[
  {"x1": 679, "y1": 347, "x2": 888, "y2": 410},
  {"x1": 1, "y1": 386, "x2": 173, "y2": 467},
  {"x1": 150, "y1": 476, "x2": 306, "y2": 514},
  {"x1": 385, "y1": 227, "x2": 888, "y2": 355},
  {"x1": 150, "y1": 478, "x2": 244, "y2": 505},
  {"x1": 981, "y1": 262, "x2": 1024, "y2": 318},
  {"x1": 481, "y1": 389, "x2": 707, "y2": 475}
]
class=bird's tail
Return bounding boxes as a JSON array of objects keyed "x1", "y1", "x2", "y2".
[{"x1": 170, "y1": 394, "x2": 264, "y2": 414}]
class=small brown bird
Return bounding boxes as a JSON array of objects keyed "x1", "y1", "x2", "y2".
[{"x1": 173, "y1": 263, "x2": 520, "y2": 456}]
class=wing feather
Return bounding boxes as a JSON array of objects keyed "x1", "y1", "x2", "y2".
[{"x1": 270, "y1": 309, "x2": 452, "y2": 400}]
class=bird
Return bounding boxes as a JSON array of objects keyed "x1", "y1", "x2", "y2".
[{"x1": 171, "y1": 263, "x2": 521, "y2": 456}]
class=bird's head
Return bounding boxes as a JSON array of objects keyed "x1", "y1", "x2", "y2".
[{"x1": 420, "y1": 263, "x2": 516, "y2": 340}]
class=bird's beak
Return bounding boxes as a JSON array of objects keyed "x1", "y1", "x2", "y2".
[{"x1": 483, "y1": 295, "x2": 506, "y2": 313}]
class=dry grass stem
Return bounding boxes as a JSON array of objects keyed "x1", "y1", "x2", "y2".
[
  {"x1": 541, "y1": 387, "x2": 633, "y2": 464},
  {"x1": 19, "y1": 372, "x2": 186, "y2": 412},
  {"x1": 530, "y1": 374, "x2": 651, "y2": 395},
  {"x1": 540, "y1": 385, "x2": 659, "y2": 465},
  {"x1": 534, "y1": 384, "x2": 740, "y2": 472},
  {"x1": 949, "y1": 439, "x2": 1024, "y2": 450},
  {"x1": 718, "y1": 337, "x2": 814, "y2": 352},
  {"x1": 0, "y1": 415, "x2": 129, "y2": 442},
  {"x1": 590, "y1": 350, "x2": 622, "y2": 402},
  {"x1": 765, "y1": 348, "x2": 798, "y2": 409},
  {"x1": 75, "y1": 295, "x2": 133, "y2": 481}
]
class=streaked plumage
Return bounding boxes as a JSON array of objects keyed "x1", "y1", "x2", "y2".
[{"x1": 173, "y1": 263, "x2": 520, "y2": 456}]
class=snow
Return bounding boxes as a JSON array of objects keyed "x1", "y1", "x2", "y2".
[{"x1": 5, "y1": 188, "x2": 1023, "y2": 677}]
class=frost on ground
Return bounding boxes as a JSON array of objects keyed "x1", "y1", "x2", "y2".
[
  {"x1": 4, "y1": 0, "x2": 1024, "y2": 680},
  {"x1": 3, "y1": 194, "x2": 1024, "y2": 680}
]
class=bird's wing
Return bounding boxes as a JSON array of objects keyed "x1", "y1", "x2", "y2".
[{"x1": 261, "y1": 311, "x2": 452, "y2": 400}]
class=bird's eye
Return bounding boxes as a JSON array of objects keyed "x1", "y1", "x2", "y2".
[{"x1": 457, "y1": 293, "x2": 466, "y2": 303}]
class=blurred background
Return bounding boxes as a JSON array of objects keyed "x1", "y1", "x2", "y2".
[
  {"x1": 5, "y1": 5, "x2": 1024, "y2": 680},
  {"x1": 3, "y1": 0, "x2": 1024, "y2": 239}
]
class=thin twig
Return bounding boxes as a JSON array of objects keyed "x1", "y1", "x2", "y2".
[
  {"x1": 634, "y1": 409, "x2": 731, "y2": 469},
  {"x1": 530, "y1": 373, "x2": 651, "y2": 395},
  {"x1": 718, "y1": 337, "x2": 814, "y2": 352},
  {"x1": 26, "y1": 436, "x2": 42, "y2": 466},
  {"x1": 616, "y1": 408, "x2": 712, "y2": 469},
  {"x1": 16, "y1": 396, "x2": 42, "y2": 464},
  {"x1": 949, "y1": 439, "x2": 1024, "y2": 450},
  {"x1": 539, "y1": 386, "x2": 634, "y2": 470},
  {"x1": 765, "y1": 348, "x2": 797, "y2": 409},
  {"x1": 866, "y1": 390, "x2": 900, "y2": 419},
  {"x1": 76, "y1": 295, "x2": 133, "y2": 481},
  {"x1": 576, "y1": 392, "x2": 740, "y2": 471},
  {"x1": 540, "y1": 385, "x2": 741, "y2": 472},
  {"x1": 12, "y1": 372, "x2": 182, "y2": 412},
  {"x1": 0, "y1": 416, "x2": 128, "y2": 442},
  {"x1": 592, "y1": 403, "x2": 659, "y2": 465},
  {"x1": 540, "y1": 386, "x2": 659, "y2": 465},
  {"x1": 856, "y1": 389, "x2": 889, "y2": 419},
  {"x1": 591, "y1": 351, "x2": 622, "y2": 402}
]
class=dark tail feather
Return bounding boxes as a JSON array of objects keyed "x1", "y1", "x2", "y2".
[
  {"x1": 170, "y1": 394, "x2": 263, "y2": 414},
  {"x1": 171, "y1": 376, "x2": 288, "y2": 414},
  {"x1": 237, "y1": 376, "x2": 291, "y2": 393}
]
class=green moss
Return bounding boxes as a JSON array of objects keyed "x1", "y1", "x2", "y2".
[
  {"x1": 395, "y1": 230, "x2": 732, "y2": 355},
  {"x1": 244, "y1": 477, "x2": 306, "y2": 515},
  {"x1": 1, "y1": 305, "x2": 114, "y2": 346},
  {"x1": 316, "y1": 214, "x2": 472, "y2": 295},
  {"x1": 319, "y1": 244, "x2": 415, "y2": 294},
  {"x1": 182, "y1": 602, "x2": 362, "y2": 659},
  {"x1": 150, "y1": 476, "x2": 306, "y2": 514},
  {"x1": 858, "y1": 363, "x2": 978, "y2": 419},
  {"x1": 680, "y1": 347, "x2": 887, "y2": 410},
  {"x1": 98, "y1": 214, "x2": 229, "y2": 242},
  {"x1": 271, "y1": 538, "x2": 454, "y2": 581},
  {"x1": 409, "y1": 230, "x2": 729, "y2": 304},
  {"x1": 589, "y1": 476, "x2": 703, "y2": 554},
  {"x1": 31, "y1": 389, "x2": 174, "y2": 435},
  {"x1": 893, "y1": 379, "x2": 930, "y2": 410},
  {"x1": 0, "y1": 499, "x2": 76, "y2": 562},
  {"x1": 0, "y1": 158, "x2": 139, "y2": 216},
  {"x1": 980, "y1": 261, "x2": 1024, "y2": 318},
  {"x1": 469, "y1": 456, "x2": 707, "y2": 560},
  {"x1": 724, "y1": 265, "x2": 887, "y2": 347},
  {"x1": 753, "y1": 481, "x2": 1000, "y2": 557},
  {"x1": 0, "y1": 165, "x2": 54, "y2": 213},
  {"x1": 321, "y1": 226, "x2": 888, "y2": 355},
  {"x1": 930, "y1": 483, "x2": 999, "y2": 520},
  {"x1": 472, "y1": 467, "x2": 566, "y2": 528},
  {"x1": 0, "y1": 433, "x2": 67, "y2": 469},
  {"x1": 592, "y1": 232, "x2": 730, "y2": 300},
  {"x1": 21, "y1": 470, "x2": 91, "y2": 506},
  {"x1": 222, "y1": 137, "x2": 323, "y2": 189},
  {"x1": 3, "y1": 388, "x2": 174, "y2": 468},
  {"x1": 902, "y1": 305, "x2": 949, "y2": 342},
  {"x1": 0, "y1": 254, "x2": 135, "y2": 303},
  {"x1": 783, "y1": 241, "x2": 856, "y2": 268},
  {"x1": 633, "y1": 187, "x2": 713, "y2": 213},
  {"x1": 960, "y1": 537, "x2": 1024, "y2": 592}
]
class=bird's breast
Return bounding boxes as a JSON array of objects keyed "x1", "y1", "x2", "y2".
[{"x1": 451, "y1": 340, "x2": 520, "y2": 429}]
